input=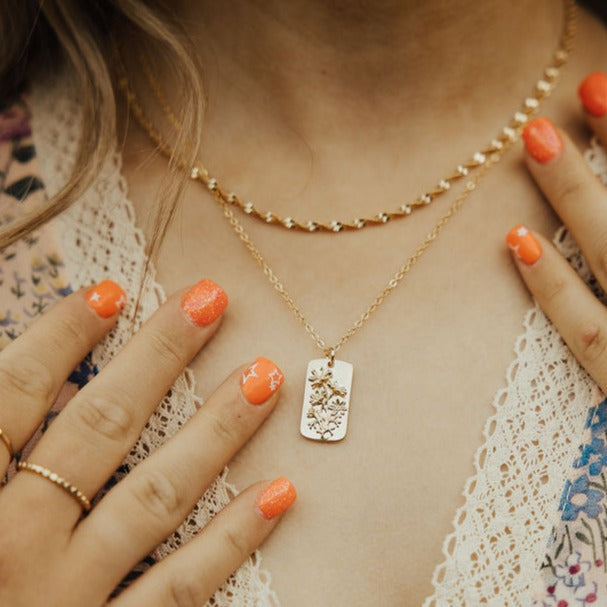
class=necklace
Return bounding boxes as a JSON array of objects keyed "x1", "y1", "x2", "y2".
[
  {"x1": 121, "y1": 1, "x2": 576, "y2": 441},
  {"x1": 130, "y1": 0, "x2": 576, "y2": 234}
]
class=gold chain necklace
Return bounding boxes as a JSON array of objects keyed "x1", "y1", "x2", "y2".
[
  {"x1": 127, "y1": 0, "x2": 576, "y2": 234},
  {"x1": 121, "y1": 1, "x2": 576, "y2": 441}
]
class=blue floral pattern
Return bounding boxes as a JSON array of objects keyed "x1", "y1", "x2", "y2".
[
  {"x1": 532, "y1": 397, "x2": 607, "y2": 605},
  {"x1": 574, "y1": 437, "x2": 607, "y2": 477},
  {"x1": 559, "y1": 475, "x2": 604, "y2": 521}
]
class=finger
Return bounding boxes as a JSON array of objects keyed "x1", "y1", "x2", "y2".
[
  {"x1": 5, "y1": 279, "x2": 227, "y2": 523},
  {"x1": 107, "y1": 480, "x2": 296, "y2": 607},
  {"x1": 522, "y1": 117, "x2": 607, "y2": 293},
  {"x1": 579, "y1": 71, "x2": 607, "y2": 147},
  {"x1": 506, "y1": 226, "x2": 607, "y2": 394},
  {"x1": 70, "y1": 358, "x2": 284, "y2": 593},
  {"x1": 0, "y1": 280, "x2": 125, "y2": 474}
]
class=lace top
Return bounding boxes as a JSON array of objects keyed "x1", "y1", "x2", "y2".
[{"x1": 2, "y1": 73, "x2": 607, "y2": 605}]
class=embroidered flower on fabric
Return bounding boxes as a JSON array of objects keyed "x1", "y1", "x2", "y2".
[
  {"x1": 531, "y1": 579, "x2": 600, "y2": 607},
  {"x1": 573, "y1": 580, "x2": 599, "y2": 605},
  {"x1": 559, "y1": 475, "x2": 604, "y2": 521},
  {"x1": 586, "y1": 401, "x2": 607, "y2": 440},
  {"x1": 555, "y1": 552, "x2": 591, "y2": 588},
  {"x1": 574, "y1": 437, "x2": 607, "y2": 476},
  {"x1": 529, "y1": 572, "x2": 558, "y2": 605}
]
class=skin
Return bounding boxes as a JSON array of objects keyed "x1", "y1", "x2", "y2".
[
  {"x1": 119, "y1": 2, "x2": 607, "y2": 604},
  {"x1": 2, "y1": 1, "x2": 607, "y2": 605}
]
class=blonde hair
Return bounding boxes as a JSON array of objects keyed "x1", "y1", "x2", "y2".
[{"x1": 0, "y1": 1, "x2": 204, "y2": 279}]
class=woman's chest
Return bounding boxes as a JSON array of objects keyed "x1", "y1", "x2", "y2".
[{"x1": 122, "y1": 132, "x2": 580, "y2": 604}]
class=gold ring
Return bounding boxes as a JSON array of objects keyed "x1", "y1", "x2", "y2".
[
  {"x1": 0, "y1": 426, "x2": 14, "y2": 458},
  {"x1": 17, "y1": 461, "x2": 91, "y2": 513}
]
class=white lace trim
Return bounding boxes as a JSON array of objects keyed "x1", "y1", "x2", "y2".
[
  {"x1": 30, "y1": 76, "x2": 278, "y2": 606},
  {"x1": 29, "y1": 70, "x2": 607, "y2": 606},
  {"x1": 424, "y1": 136, "x2": 607, "y2": 607}
]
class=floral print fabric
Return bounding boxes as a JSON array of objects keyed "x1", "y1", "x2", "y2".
[
  {"x1": 0, "y1": 97, "x2": 79, "y2": 476},
  {"x1": 531, "y1": 393, "x2": 607, "y2": 606}
]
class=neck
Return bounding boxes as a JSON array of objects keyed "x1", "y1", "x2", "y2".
[
  {"x1": 140, "y1": 0, "x2": 571, "y2": 220},
  {"x1": 177, "y1": 0, "x2": 563, "y2": 139}
]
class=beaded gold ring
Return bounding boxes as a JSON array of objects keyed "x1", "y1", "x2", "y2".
[{"x1": 17, "y1": 461, "x2": 91, "y2": 513}]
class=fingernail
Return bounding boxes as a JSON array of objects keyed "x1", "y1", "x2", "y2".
[
  {"x1": 257, "y1": 477, "x2": 297, "y2": 520},
  {"x1": 181, "y1": 279, "x2": 228, "y2": 327},
  {"x1": 522, "y1": 117, "x2": 563, "y2": 163},
  {"x1": 505, "y1": 224, "x2": 542, "y2": 265},
  {"x1": 579, "y1": 72, "x2": 607, "y2": 118},
  {"x1": 241, "y1": 357, "x2": 284, "y2": 405},
  {"x1": 86, "y1": 280, "x2": 127, "y2": 318}
]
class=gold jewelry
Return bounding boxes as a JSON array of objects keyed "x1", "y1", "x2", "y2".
[
  {"x1": 0, "y1": 426, "x2": 14, "y2": 458},
  {"x1": 17, "y1": 461, "x2": 92, "y2": 513},
  {"x1": 124, "y1": 0, "x2": 576, "y2": 234},
  {"x1": 123, "y1": 1, "x2": 576, "y2": 441}
]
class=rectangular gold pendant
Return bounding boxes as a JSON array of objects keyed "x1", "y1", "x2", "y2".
[{"x1": 300, "y1": 358, "x2": 353, "y2": 442}]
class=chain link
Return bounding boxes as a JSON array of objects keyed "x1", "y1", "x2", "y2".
[{"x1": 208, "y1": 154, "x2": 499, "y2": 356}]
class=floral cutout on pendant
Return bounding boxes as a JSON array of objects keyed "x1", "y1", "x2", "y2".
[{"x1": 305, "y1": 366, "x2": 349, "y2": 440}]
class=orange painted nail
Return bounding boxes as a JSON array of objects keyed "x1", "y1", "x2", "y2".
[
  {"x1": 505, "y1": 225, "x2": 542, "y2": 265},
  {"x1": 181, "y1": 279, "x2": 228, "y2": 327},
  {"x1": 522, "y1": 117, "x2": 563, "y2": 164},
  {"x1": 241, "y1": 357, "x2": 284, "y2": 405},
  {"x1": 579, "y1": 72, "x2": 607, "y2": 118},
  {"x1": 257, "y1": 477, "x2": 297, "y2": 520},
  {"x1": 85, "y1": 280, "x2": 127, "y2": 318}
]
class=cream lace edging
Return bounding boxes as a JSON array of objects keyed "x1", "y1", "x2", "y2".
[{"x1": 30, "y1": 70, "x2": 607, "y2": 606}]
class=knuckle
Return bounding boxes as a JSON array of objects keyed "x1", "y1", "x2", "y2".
[
  {"x1": 50, "y1": 315, "x2": 90, "y2": 353},
  {"x1": 0, "y1": 355, "x2": 55, "y2": 404},
  {"x1": 130, "y1": 470, "x2": 183, "y2": 521},
  {"x1": 222, "y1": 525, "x2": 250, "y2": 561},
  {"x1": 71, "y1": 391, "x2": 134, "y2": 444},
  {"x1": 147, "y1": 329, "x2": 185, "y2": 369},
  {"x1": 537, "y1": 274, "x2": 567, "y2": 304},
  {"x1": 166, "y1": 574, "x2": 201, "y2": 607},
  {"x1": 555, "y1": 176, "x2": 593, "y2": 206},
  {"x1": 208, "y1": 411, "x2": 239, "y2": 446},
  {"x1": 578, "y1": 324, "x2": 607, "y2": 364}
]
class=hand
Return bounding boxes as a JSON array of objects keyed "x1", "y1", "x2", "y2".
[
  {"x1": 506, "y1": 73, "x2": 607, "y2": 395},
  {"x1": 0, "y1": 278, "x2": 295, "y2": 606}
]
